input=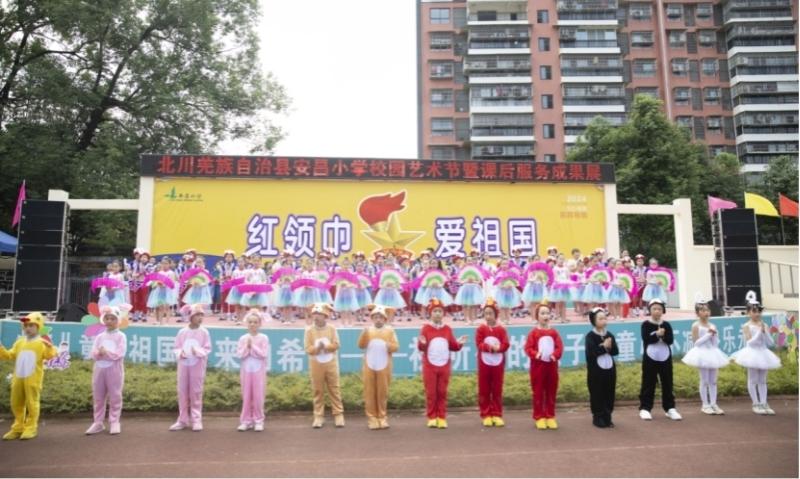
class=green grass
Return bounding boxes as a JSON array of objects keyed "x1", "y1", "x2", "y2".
[{"x1": 0, "y1": 353, "x2": 796, "y2": 415}]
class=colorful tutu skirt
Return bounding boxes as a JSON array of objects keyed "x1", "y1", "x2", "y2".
[
  {"x1": 272, "y1": 285, "x2": 294, "y2": 308},
  {"x1": 580, "y1": 283, "x2": 606, "y2": 303},
  {"x1": 147, "y1": 286, "x2": 178, "y2": 308},
  {"x1": 374, "y1": 288, "x2": 407, "y2": 309},
  {"x1": 521, "y1": 282, "x2": 547, "y2": 306},
  {"x1": 240, "y1": 292, "x2": 270, "y2": 307},
  {"x1": 682, "y1": 345, "x2": 730, "y2": 369},
  {"x1": 642, "y1": 283, "x2": 667, "y2": 303},
  {"x1": 226, "y1": 286, "x2": 243, "y2": 305},
  {"x1": 495, "y1": 286, "x2": 521, "y2": 309},
  {"x1": 415, "y1": 286, "x2": 454, "y2": 306},
  {"x1": 570, "y1": 283, "x2": 586, "y2": 303},
  {"x1": 183, "y1": 285, "x2": 212, "y2": 305},
  {"x1": 292, "y1": 287, "x2": 320, "y2": 308},
  {"x1": 731, "y1": 346, "x2": 781, "y2": 370},
  {"x1": 605, "y1": 285, "x2": 630, "y2": 304},
  {"x1": 548, "y1": 283, "x2": 572, "y2": 303},
  {"x1": 455, "y1": 283, "x2": 485, "y2": 306},
  {"x1": 356, "y1": 288, "x2": 372, "y2": 308},
  {"x1": 334, "y1": 287, "x2": 361, "y2": 312},
  {"x1": 98, "y1": 288, "x2": 126, "y2": 307}
]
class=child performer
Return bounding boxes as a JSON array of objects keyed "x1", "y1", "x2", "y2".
[
  {"x1": 99, "y1": 260, "x2": 127, "y2": 308},
  {"x1": 585, "y1": 307, "x2": 618, "y2": 428},
  {"x1": 731, "y1": 291, "x2": 781, "y2": 415},
  {"x1": 216, "y1": 250, "x2": 237, "y2": 320},
  {"x1": 524, "y1": 302, "x2": 563, "y2": 430},
  {"x1": 521, "y1": 262, "x2": 549, "y2": 324},
  {"x1": 86, "y1": 306, "x2": 127, "y2": 435},
  {"x1": 237, "y1": 309, "x2": 270, "y2": 431},
  {"x1": 417, "y1": 299, "x2": 467, "y2": 429},
  {"x1": 358, "y1": 305, "x2": 399, "y2": 430},
  {"x1": 549, "y1": 255, "x2": 572, "y2": 323},
  {"x1": 170, "y1": 304, "x2": 212, "y2": 432},
  {"x1": 454, "y1": 259, "x2": 486, "y2": 325},
  {"x1": 332, "y1": 272, "x2": 361, "y2": 327},
  {"x1": 638, "y1": 298, "x2": 682, "y2": 421},
  {"x1": 181, "y1": 257, "x2": 213, "y2": 308},
  {"x1": 304, "y1": 303, "x2": 345, "y2": 428},
  {"x1": 641, "y1": 258, "x2": 668, "y2": 304},
  {"x1": 147, "y1": 257, "x2": 179, "y2": 325},
  {"x1": 631, "y1": 254, "x2": 647, "y2": 316},
  {"x1": 493, "y1": 260, "x2": 522, "y2": 325},
  {"x1": 681, "y1": 293, "x2": 729, "y2": 415},
  {"x1": 476, "y1": 298, "x2": 509, "y2": 427},
  {"x1": 224, "y1": 256, "x2": 249, "y2": 323},
  {"x1": 0, "y1": 313, "x2": 57, "y2": 440},
  {"x1": 606, "y1": 259, "x2": 631, "y2": 321}
]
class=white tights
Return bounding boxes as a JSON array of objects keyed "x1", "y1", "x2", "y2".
[
  {"x1": 747, "y1": 368, "x2": 768, "y2": 405},
  {"x1": 698, "y1": 368, "x2": 718, "y2": 406}
]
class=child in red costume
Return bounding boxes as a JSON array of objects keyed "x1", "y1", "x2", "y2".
[
  {"x1": 417, "y1": 298, "x2": 468, "y2": 429},
  {"x1": 475, "y1": 298, "x2": 510, "y2": 427},
  {"x1": 525, "y1": 302, "x2": 563, "y2": 430}
]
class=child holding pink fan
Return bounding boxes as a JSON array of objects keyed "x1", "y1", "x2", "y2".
[
  {"x1": 414, "y1": 260, "x2": 454, "y2": 317},
  {"x1": 454, "y1": 261, "x2": 487, "y2": 325},
  {"x1": 332, "y1": 271, "x2": 361, "y2": 326},
  {"x1": 522, "y1": 261, "x2": 551, "y2": 322},
  {"x1": 373, "y1": 269, "x2": 408, "y2": 313},
  {"x1": 582, "y1": 263, "x2": 610, "y2": 312},
  {"x1": 224, "y1": 256, "x2": 249, "y2": 323},
  {"x1": 146, "y1": 257, "x2": 179, "y2": 325},
  {"x1": 605, "y1": 259, "x2": 632, "y2": 321},
  {"x1": 548, "y1": 255, "x2": 572, "y2": 323},
  {"x1": 493, "y1": 259, "x2": 522, "y2": 325},
  {"x1": 642, "y1": 258, "x2": 669, "y2": 304},
  {"x1": 181, "y1": 257, "x2": 213, "y2": 309}
]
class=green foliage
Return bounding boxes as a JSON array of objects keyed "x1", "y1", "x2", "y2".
[
  {"x1": 750, "y1": 156, "x2": 799, "y2": 245},
  {"x1": 0, "y1": 354, "x2": 795, "y2": 415},
  {"x1": 0, "y1": 0, "x2": 289, "y2": 255}
]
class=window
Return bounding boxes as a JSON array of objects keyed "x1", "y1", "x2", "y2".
[
  {"x1": 431, "y1": 118, "x2": 453, "y2": 136},
  {"x1": 629, "y1": 3, "x2": 652, "y2": 20},
  {"x1": 698, "y1": 30, "x2": 715, "y2": 48},
  {"x1": 706, "y1": 116, "x2": 722, "y2": 132},
  {"x1": 671, "y1": 58, "x2": 688, "y2": 76},
  {"x1": 633, "y1": 59, "x2": 657, "y2": 77},
  {"x1": 430, "y1": 32, "x2": 452, "y2": 51},
  {"x1": 696, "y1": 3, "x2": 713, "y2": 18},
  {"x1": 631, "y1": 31, "x2": 654, "y2": 47},
  {"x1": 701, "y1": 58, "x2": 718, "y2": 76},
  {"x1": 430, "y1": 8, "x2": 450, "y2": 24},
  {"x1": 538, "y1": 38, "x2": 550, "y2": 52},
  {"x1": 674, "y1": 88, "x2": 691, "y2": 106},
  {"x1": 543, "y1": 124, "x2": 555, "y2": 138},
  {"x1": 431, "y1": 89, "x2": 453, "y2": 107},
  {"x1": 537, "y1": 9, "x2": 549, "y2": 23},
  {"x1": 544, "y1": 154, "x2": 557, "y2": 162},
  {"x1": 430, "y1": 61, "x2": 454, "y2": 78},
  {"x1": 636, "y1": 87, "x2": 659, "y2": 98},
  {"x1": 703, "y1": 87, "x2": 721, "y2": 105},
  {"x1": 430, "y1": 146, "x2": 455, "y2": 160},
  {"x1": 541, "y1": 94, "x2": 554, "y2": 109},
  {"x1": 665, "y1": 4, "x2": 683, "y2": 19},
  {"x1": 539, "y1": 65, "x2": 552, "y2": 80},
  {"x1": 668, "y1": 30, "x2": 686, "y2": 48},
  {"x1": 709, "y1": 145, "x2": 726, "y2": 157},
  {"x1": 676, "y1": 116, "x2": 693, "y2": 131}
]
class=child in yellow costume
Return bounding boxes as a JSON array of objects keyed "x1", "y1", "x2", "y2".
[
  {"x1": 304, "y1": 303, "x2": 345, "y2": 429},
  {"x1": 357, "y1": 305, "x2": 399, "y2": 430},
  {"x1": 0, "y1": 312, "x2": 57, "y2": 440}
]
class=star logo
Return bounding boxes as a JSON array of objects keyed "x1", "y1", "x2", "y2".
[{"x1": 357, "y1": 191, "x2": 424, "y2": 255}]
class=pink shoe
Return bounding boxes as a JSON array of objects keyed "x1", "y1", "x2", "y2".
[
  {"x1": 169, "y1": 421, "x2": 187, "y2": 431},
  {"x1": 85, "y1": 423, "x2": 104, "y2": 435}
]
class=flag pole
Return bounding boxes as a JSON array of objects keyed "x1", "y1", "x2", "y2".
[{"x1": 779, "y1": 215, "x2": 786, "y2": 245}]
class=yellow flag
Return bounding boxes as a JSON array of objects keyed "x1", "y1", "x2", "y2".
[{"x1": 744, "y1": 192, "x2": 779, "y2": 217}]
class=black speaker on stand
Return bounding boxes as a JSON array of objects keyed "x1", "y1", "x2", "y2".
[
  {"x1": 11, "y1": 200, "x2": 70, "y2": 312},
  {"x1": 710, "y1": 208, "x2": 761, "y2": 310}
]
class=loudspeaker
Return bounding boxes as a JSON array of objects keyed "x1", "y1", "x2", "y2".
[
  {"x1": 710, "y1": 209, "x2": 762, "y2": 308},
  {"x1": 725, "y1": 285, "x2": 761, "y2": 308},
  {"x1": 707, "y1": 299, "x2": 724, "y2": 316},
  {"x1": 56, "y1": 302, "x2": 88, "y2": 322},
  {"x1": 0, "y1": 291, "x2": 11, "y2": 309},
  {"x1": 719, "y1": 248, "x2": 758, "y2": 262},
  {"x1": 12, "y1": 200, "x2": 69, "y2": 312},
  {"x1": 723, "y1": 261, "x2": 760, "y2": 286}
]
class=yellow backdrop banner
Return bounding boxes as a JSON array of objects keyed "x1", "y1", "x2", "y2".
[{"x1": 151, "y1": 178, "x2": 606, "y2": 258}]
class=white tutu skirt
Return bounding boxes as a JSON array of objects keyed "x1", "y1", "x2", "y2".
[
  {"x1": 334, "y1": 288, "x2": 361, "y2": 312},
  {"x1": 240, "y1": 292, "x2": 270, "y2": 307},
  {"x1": 731, "y1": 346, "x2": 782, "y2": 370},
  {"x1": 642, "y1": 283, "x2": 667, "y2": 302},
  {"x1": 681, "y1": 345, "x2": 730, "y2": 369},
  {"x1": 521, "y1": 282, "x2": 547, "y2": 305},
  {"x1": 374, "y1": 288, "x2": 407, "y2": 309},
  {"x1": 415, "y1": 286, "x2": 454, "y2": 306},
  {"x1": 272, "y1": 285, "x2": 294, "y2": 308},
  {"x1": 183, "y1": 285, "x2": 212, "y2": 305},
  {"x1": 147, "y1": 286, "x2": 178, "y2": 308},
  {"x1": 455, "y1": 283, "x2": 485, "y2": 306},
  {"x1": 605, "y1": 285, "x2": 630, "y2": 304}
]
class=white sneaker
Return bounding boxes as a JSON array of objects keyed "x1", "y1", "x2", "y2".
[
  {"x1": 109, "y1": 422, "x2": 121, "y2": 435},
  {"x1": 762, "y1": 404, "x2": 776, "y2": 415},
  {"x1": 254, "y1": 421, "x2": 264, "y2": 432},
  {"x1": 752, "y1": 404, "x2": 766, "y2": 415},
  {"x1": 85, "y1": 423, "x2": 104, "y2": 435},
  {"x1": 192, "y1": 422, "x2": 203, "y2": 432},
  {"x1": 665, "y1": 408, "x2": 682, "y2": 421},
  {"x1": 169, "y1": 422, "x2": 187, "y2": 431},
  {"x1": 237, "y1": 423, "x2": 251, "y2": 432},
  {"x1": 639, "y1": 409, "x2": 652, "y2": 421},
  {"x1": 711, "y1": 404, "x2": 725, "y2": 415},
  {"x1": 701, "y1": 405, "x2": 715, "y2": 415}
]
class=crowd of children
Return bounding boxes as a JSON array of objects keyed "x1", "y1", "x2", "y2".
[
  {"x1": 0, "y1": 288, "x2": 782, "y2": 441},
  {"x1": 95, "y1": 245, "x2": 674, "y2": 325}
]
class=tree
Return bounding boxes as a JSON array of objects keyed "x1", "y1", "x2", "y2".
[
  {"x1": 752, "y1": 156, "x2": 799, "y2": 245},
  {"x1": 0, "y1": 0, "x2": 289, "y2": 254}
]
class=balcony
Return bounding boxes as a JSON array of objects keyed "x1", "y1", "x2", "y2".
[
  {"x1": 465, "y1": 56, "x2": 531, "y2": 75},
  {"x1": 472, "y1": 144, "x2": 535, "y2": 160},
  {"x1": 468, "y1": 11, "x2": 528, "y2": 26},
  {"x1": 723, "y1": 0, "x2": 794, "y2": 22}
]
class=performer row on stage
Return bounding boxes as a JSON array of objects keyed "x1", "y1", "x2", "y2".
[
  {"x1": 1, "y1": 292, "x2": 781, "y2": 440},
  {"x1": 95, "y1": 246, "x2": 676, "y2": 325}
]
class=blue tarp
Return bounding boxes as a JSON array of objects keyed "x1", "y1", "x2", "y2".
[{"x1": 0, "y1": 230, "x2": 17, "y2": 254}]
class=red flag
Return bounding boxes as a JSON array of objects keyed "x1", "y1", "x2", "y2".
[
  {"x1": 11, "y1": 180, "x2": 26, "y2": 228},
  {"x1": 707, "y1": 195, "x2": 737, "y2": 217},
  {"x1": 779, "y1": 193, "x2": 798, "y2": 218}
]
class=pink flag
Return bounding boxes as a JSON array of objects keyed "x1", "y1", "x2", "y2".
[
  {"x1": 707, "y1": 195, "x2": 737, "y2": 218},
  {"x1": 11, "y1": 180, "x2": 26, "y2": 228}
]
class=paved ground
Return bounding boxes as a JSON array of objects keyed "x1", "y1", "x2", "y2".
[{"x1": 0, "y1": 397, "x2": 796, "y2": 477}]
